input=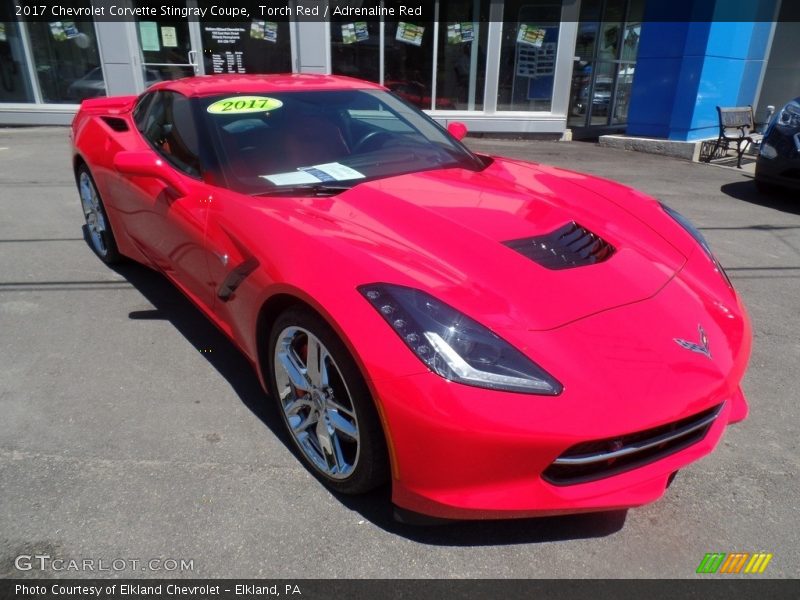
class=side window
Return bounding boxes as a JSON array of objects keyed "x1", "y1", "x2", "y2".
[
  {"x1": 140, "y1": 91, "x2": 202, "y2": 178},
  {"x1": 133, "y1": 92, "x2": 154, "y2": 131}
]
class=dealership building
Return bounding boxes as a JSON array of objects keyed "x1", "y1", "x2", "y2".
[{"x1": 0, "y1": 0, "x2": 798, "y2": 141}]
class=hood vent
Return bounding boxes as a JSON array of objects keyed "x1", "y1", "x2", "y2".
[{"x1": 505, "y1": 221, "x2": 615, "y2": 270}]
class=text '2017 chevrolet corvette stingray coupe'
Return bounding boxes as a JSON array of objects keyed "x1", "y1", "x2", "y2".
[{"x1": 71, "y1": 74, "x2": 751, "y2": 522}]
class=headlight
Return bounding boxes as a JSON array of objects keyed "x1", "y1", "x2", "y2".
[
  {"x1": 776, "y1": 100, "x2": 800, "y2": 129},
  {"x1": 661, "y1": 203, "x2": 732, "y2": 288},
  {"x1": 359, "y1": 284, "x2": 562, "y2": 395}
]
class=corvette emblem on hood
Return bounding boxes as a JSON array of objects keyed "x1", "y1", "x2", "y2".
[{"x1": 674, "y1": 325, "x2": 712, "y2": 359}]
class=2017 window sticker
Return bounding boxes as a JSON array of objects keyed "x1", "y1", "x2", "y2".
[{"x1": 207, "y1": 96, "x2": 283, "y2": 115}]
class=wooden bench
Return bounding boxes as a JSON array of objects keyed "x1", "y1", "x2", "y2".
[{"x1": 704, "y1": 106, "x2": 762, "y2": 168}]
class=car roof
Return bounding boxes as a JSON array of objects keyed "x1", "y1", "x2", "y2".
[{"x1": 149, "y1": 74, "x2": 386, "y2": 98}]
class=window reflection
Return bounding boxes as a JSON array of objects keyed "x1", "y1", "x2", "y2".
[
  {"x1": 26, "y1": 20, "x2": 104, "y2": 103},
  {"x1": 331, "y1": 20, "x2": 380, "y2": 82},
  {"x1": 436, "y1": 0, "x2": 489, "y2": 110},
  {"x1": 384, "y1": 1, "x2": 435, "y2": 110},
  {"x1": 497, "y1": 0, "x2": 563, "y2": 112},
  {"x1": 0, "y1": 9, "x2": 34, "y2": 103}
]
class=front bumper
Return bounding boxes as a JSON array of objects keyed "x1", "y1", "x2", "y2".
[
  {"x1": 756, "y1": 125, "x2": 800, "y2": 190},
  {"x1": 369, "y1": 254, "x2": 751, "y2": 520},
  {"x1": 755, "y1": 154, "x2": 800, "y2": 191},
  {"x1": 382, "y1": 378, "x2": 745, "y2": 520}
]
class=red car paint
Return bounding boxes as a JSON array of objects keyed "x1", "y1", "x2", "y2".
[{"x1": 72, "y1": 74, "x2": 751, "y2": 520}]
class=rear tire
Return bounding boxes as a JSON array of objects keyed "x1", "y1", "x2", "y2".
[
  {"x1": 267, "y1": 306, "x2": 389, "y2": 494},
  {"x1": 77, "y1": 164, "x2": 121, "y2": 264}
]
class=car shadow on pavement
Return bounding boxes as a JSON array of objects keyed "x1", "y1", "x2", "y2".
[
  {"x1": 111, "y1": 260, "x2": 627, "y2": 546},
  {"x1": 721, "y1": 181, "x2": 800, "y2": 216},
  {"x1": 110, "y1": 261, "x2": 291, "y2": 447},
  {"x1": 337, "y1": 485, "x2": 628, "y2": 545}
]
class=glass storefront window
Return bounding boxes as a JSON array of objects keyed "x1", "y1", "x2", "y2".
[
  {"x1": 329, "y1": 0, "x2": 488, "y2": 112},
  {"x1": 199, "y1": 0, "x2": 292, "y2": 75},
  {"x1": 588, "y1": 60, "x2": 614, "y2": 125},
  {"x1": 436, "y1": 0, "x2": 489, "y2": 110},
  {"x1": 0, "y1": 9, "x2": 34, "y2": 103},
  {"x1": 612, "y1": 63, "x2": 635, "y2": 124},
  {"x1": 331, "y1": 20, "x2": 380, "y2": 82},
  {"x1": 613, "y1": 0, "x2": 643, "y2": 124},
  {"x1": 497, "y1": 0, "x2": 563, "y2": 112},
  {"x1": 26, "y1": 19, "x2": 104, "y2": 103},
  {"x1": 573, "y1": 0, "x2": 601, "y2": 63},
  {"x1": 384, "y1": 1, "x2": 435, "y2": 110},
  {"x1": 597, "y1": 0, "x2": 625, "y2": 60}
]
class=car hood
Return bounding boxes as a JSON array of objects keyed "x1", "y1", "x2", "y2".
[{"x1": 281, "y1": 157, "x2": 687, "y2": 331}]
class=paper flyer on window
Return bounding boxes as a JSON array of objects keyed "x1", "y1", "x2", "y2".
[
  {"x1": 50, "y1": 21, "x2": 79, "y2": 41},
  {"x1": 341, "y1": 21, "x2": 369, "y2": 44},
  {"x1": 396, "y1": 22, "x2": 424, "y2": 47},
  {"x1": 263, "y1": 22, "x2": 278, "y2": 43},
  {"x1": 447, "y1": 22, "x2": 475, "y2": 44},
  {"x1": 138, "y1": 21, "x2": 160, "y2": 51},
  {"x1": 161, "y1": 26, "x2": 178, "y2": 48},
  {"x1": 517, "y1": 23, "x2": 546, "y2": 48}
]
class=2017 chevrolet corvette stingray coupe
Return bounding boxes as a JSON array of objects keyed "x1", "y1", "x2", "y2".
[{"x1": 71, "y1": 74, "x2": 751, "y2": 521}]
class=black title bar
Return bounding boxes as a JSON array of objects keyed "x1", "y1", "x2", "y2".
[{"x1": 7, "y1": 0, "x2": 800, "y2": 23}]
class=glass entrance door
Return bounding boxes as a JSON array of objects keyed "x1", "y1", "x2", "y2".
[
  {"x1": 567, "y1": 0, "x2": 643, "y2": 136},
  {"x1": 134, "y1": 1, "x2": 202, "y2": 88}
]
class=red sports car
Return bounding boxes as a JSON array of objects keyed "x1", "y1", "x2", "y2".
[{"x1": 71, "y1": 74, "x2": 751, "y2": 522}]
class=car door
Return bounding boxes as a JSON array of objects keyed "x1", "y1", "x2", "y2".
[{"x1": 114, "y1": 90, "x2": 214, "y2": 308}]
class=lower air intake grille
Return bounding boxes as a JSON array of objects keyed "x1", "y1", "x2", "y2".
[
  {"x1": 505, "y1": 221, "x2": 614, "y2": 270},
  {"x1": 543, "y1": 403, "x2": 724, "y2": 485}
]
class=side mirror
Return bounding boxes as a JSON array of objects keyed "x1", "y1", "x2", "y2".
[
  {"x1": 447, "y1": 121, "x2": 468, "y2": 141},
  {"x1": 113, "y1": 151, "x2": 189, "y2": 197}
]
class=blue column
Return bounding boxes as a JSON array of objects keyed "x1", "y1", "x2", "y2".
[{"x1": 626, "y1": 0, "x2": 776, "y2": 141}]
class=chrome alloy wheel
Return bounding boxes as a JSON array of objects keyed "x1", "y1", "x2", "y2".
[
  {"x1": 79, "y1": 171, "x2": 108, "y2": 256},
  {"x1": 274, "y1": 326, "x2": 360, "y2": 479}
]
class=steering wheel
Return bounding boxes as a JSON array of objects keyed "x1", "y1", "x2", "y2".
[{"x1": 353, "y1": 130, "x2": 395, "y2": 153}]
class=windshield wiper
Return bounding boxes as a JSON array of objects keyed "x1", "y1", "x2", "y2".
[{"x1": 254, "y1": 183, "x2": 355, "y2": 197}]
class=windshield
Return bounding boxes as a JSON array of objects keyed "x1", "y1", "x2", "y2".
[{"x1": 196, "y1": 89, "x2": 485, "y2": 194}]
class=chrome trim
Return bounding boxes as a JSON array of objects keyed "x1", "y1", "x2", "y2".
[{"x1": 553, "y1": 403, "x2": 724, "y2": 466}]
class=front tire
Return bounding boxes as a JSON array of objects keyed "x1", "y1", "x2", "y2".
[
  {"x1": 267, "y1": 306, "x2": 389, "y2": 494},
  {"x1": 77, "y1": 164, "x2": 121, "y2": 263}
]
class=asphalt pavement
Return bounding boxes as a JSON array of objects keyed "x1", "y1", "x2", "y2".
[{"x1": 0, "y1": 128, "x2": 798, "y2": 578}]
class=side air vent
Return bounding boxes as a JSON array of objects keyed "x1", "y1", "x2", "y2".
[
  {"x1": 101, "y1": 116, "x2": 129, "y2": 132},
  {"x1": 504, "y1": 221, "x2": 615, "y2": 270}
]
